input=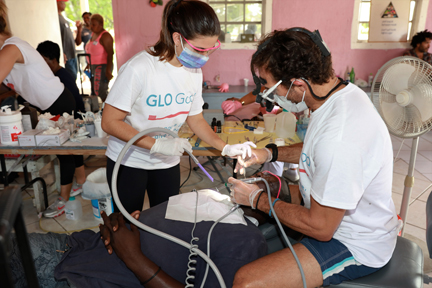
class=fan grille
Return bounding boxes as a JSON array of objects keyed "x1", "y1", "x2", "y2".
[{"x1": 371, "y1": 56, "x2": 432, "y2": 138}]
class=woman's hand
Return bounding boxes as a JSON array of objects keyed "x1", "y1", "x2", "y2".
[{"x1": 100, "y1": 210, "x2": 140, "y2": 255}]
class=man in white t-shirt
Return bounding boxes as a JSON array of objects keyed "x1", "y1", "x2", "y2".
[{"x1": 228, "y1": 28, "x2": 399, "y2": 288}]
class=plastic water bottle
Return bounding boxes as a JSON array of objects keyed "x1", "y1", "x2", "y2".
[
  {"x1": 275, "y1": 109, "x2": 296, "y2": 138},
  {"x1": 65, "y1": 196, "x2": 83, "y2": 220}
]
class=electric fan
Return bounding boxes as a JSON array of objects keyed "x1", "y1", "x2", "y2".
[{"x1": 371, "y1": 56, "x2": 432, "y2": 236}]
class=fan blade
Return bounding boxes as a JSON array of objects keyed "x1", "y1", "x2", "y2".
[
  {"x1": 380, "y1": 89, "x2": 396, "y2": 103},
  {"x1": 382, "y1": 63, "x2": 416, "y2": 95},
  {"x1": 381, "y1": 101, "x2": 404, "y2": 132},
  {"x1": 403, "y1": 104, "x2": 424, "y2": 134},
  {"x1": 410, "y1": 83, "x2": 432, "y2": 123}
]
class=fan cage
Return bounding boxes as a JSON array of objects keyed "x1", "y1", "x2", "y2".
[{"x1": 371, "y1": 56, "x2": 432, "y2": 138}]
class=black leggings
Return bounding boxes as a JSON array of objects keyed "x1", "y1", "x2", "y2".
[
  {"x1": 43, "y1": 88, "x2": 84, "y2": 185},
  {"x1": 106, "y1": 158, "x2": 180, "y2": 213}
]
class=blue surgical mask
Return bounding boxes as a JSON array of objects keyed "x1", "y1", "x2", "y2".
[
  {"x1": 275, "y1": 80, "x2": 309, "y2": 112},
  {"x1": 176, "y1": 38, "x2": 209, "y2": 69}
]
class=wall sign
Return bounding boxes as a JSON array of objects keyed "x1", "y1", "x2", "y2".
[{"x1": 369, "y1": 0, "x2": 410, "y2": 42}]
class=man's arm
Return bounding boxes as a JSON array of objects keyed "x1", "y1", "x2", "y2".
[
  {"x1": 229, "y1": 178, "x2": 345, "y2": 241},
  {"x1": 75, "y1": 21, "x2": 83, "y2": 46},
  {"x1": 100, "y1": 32, "x2": 114, "y2": 81},
  {"x1": 100, "y1": 212, "x2": 183, "y2": 288}
]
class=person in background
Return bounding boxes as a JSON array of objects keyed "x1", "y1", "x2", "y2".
[
  {"x1": 403, "y1": 29, "x2": 432, "y2": 65},
  {"x1": 75, "y1": 12, "x2": 92, "y2": 49},
  {"x1": 36, "y1": 41, "x2": 85, "y2": 118},
  {"x1": 102, "y1": 0, "x2": 255, "y2": 214},
  {"x1": 85, "y1": 13, "x2": 114, "y2": 101},
  {"x1": 0, "y1": 2, "x2": 86, "y2": 217},
  {"x1": 57, "y1": 0, "x2": 78, "y2": 80}
]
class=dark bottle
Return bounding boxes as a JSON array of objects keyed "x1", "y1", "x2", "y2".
[
  {"x1": 21, "y1": 102, "x2": 38, "y2": 131},
  {"x1": 216, "y1": 120, "x2": 222, "y2": 133},
  {"x1": 211, "y1": 117, "x2": 217, "y2": 131}
]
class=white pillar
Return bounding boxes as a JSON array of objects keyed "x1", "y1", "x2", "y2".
[{"x1": 80, "y1": 0, "x2": 89, "y2": 14}]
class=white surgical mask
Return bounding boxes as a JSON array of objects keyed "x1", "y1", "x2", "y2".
[{"x1": 275, "y1": 80, "x2": 309, "y2": 112}]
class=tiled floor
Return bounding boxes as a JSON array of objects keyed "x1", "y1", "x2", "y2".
[{"x1": 5, "y1": 130, "x2": 432, "y2": 284}]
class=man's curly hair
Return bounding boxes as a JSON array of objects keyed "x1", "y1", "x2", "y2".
[
  {"x1": 251, "y1": 29, "x2": 334, "y2": 87},
  {"x1": 410, "y1": 29, "x2": 432, "y2": 49}
]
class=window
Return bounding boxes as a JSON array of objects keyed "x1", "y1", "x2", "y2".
[
  {"x1": 206, "y1": 0, "x2": 272, "y2": 50},
  {"x1": 351, "y1": 0, "x2": 429, "y2": 49}
]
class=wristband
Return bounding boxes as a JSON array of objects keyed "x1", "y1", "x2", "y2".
[
  {"x1": 141, "y1": 266, "x2": 161, "y2": 285},
  {"x1": 255, "y1": 190, "x2": 265, "y2": 210},
  {"x1": 249, "y1": 188, "x2": 263, "y2": 209},
  {"x1": 269, "y1": 198, "x2": 280, "y2": 218},
  {"x1": 265, "y1": 143, "x2": 278, "y2": 162}
]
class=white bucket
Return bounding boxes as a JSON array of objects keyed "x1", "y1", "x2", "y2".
[{"x1": 0, "y1": 106, "x2": 23, "y2": 146}]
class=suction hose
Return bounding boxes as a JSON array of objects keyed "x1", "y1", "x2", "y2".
[{"x1": 111, "y1": 128, "x2": 226, "y2": 288}]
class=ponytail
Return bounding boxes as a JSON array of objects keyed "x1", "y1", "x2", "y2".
[
  {"x1": 0, "y1": 0, "x2": 9, "y2": 35},
  {"x1": 149, "y1": 0, "x2": 220, "y2": 62}
]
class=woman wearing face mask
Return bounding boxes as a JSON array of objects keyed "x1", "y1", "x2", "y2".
[{"x1": 102, "y1": 0, "x2": 255, "y2": 213}]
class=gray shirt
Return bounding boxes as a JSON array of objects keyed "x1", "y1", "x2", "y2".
[{"x1": 58, "y1": 14, "x2": 76, "y2": 60}]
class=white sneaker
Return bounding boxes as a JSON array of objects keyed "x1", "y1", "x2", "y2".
[
  {"x1": 70, "y1": 182, "x2": 83, "y2": 197},
  {"x1": 283, "y1": 168, "x2": 299, "y2": 183},
  {"x1": 43, "y1": 196, "x2": 66, "y2": 218}
]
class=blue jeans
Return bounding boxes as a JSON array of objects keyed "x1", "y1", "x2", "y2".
[
  {"x1": 9, "y1": 233, "x2": 70, "y2": 287},
  {"x1": 65, "y1": 57, "x2": 78, "y2": 81}
]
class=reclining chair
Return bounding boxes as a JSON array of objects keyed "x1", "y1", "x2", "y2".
[{"x1": 259, "y1": 199, "x2": 428, "y2": 288}]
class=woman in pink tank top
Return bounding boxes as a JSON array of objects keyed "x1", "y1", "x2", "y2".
[{"x1": 85, "y1": 14, "x2": 113, "y2": 101}]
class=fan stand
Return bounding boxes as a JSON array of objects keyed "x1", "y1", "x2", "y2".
[{"x1": 399, "y1": 137, "x2": 420, "y2": 237}]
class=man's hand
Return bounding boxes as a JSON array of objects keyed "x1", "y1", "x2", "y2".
[
  {"x1": 228, "y1": 177, "x2": 260, "y2": 207},
  {"x1": 100, "y1": 212, "x2": 142, "y2": 266},
  {"x1": 234, "y1": 148, "x2": 269, "y2": 175},
  {"x1": 99, "y1": 210, "x2": 140, "y2": 255}
]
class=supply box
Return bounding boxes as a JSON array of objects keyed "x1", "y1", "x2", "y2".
[
  {"x1": 35, "y1": 129, "x2": 70, "y2": 146},
  {"x1": 18, "y1": 129, "x2": 43, "y2": 146}
]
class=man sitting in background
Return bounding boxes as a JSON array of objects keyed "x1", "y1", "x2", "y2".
[
  {"x1": 403, "y1": 29, "x2": 432, "y2": 64},
  {"x1": 37, "y1": 41, "x2": 85, "y2": 117}
]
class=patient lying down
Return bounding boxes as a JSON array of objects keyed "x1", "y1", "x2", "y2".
[{"x1": 10, "y1": 172, "x2": 295, "y2": 288}]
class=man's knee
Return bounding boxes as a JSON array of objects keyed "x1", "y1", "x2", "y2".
[{"x1": 233, "y1": 265, "x2": 254, "y2": 288}]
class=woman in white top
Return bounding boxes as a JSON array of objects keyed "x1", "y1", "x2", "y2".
[
  {"x1": 0, "y1": 2, "x2": 86, "y2": 218},
  {"x1": 102, "y1": 0, "x2": 254, "y2": 213}
]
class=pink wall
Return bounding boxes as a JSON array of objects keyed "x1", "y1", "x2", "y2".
[{"x1": 112, "y1": 0, "x2": 432, "y2": 85}]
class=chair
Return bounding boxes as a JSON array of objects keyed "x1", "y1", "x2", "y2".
[
  {"x1": 259, "y1": 214, "x2": 425, "y2": 287},
  {"x1": 0, "y1": 185, "x2": 39, "y2": 287}
]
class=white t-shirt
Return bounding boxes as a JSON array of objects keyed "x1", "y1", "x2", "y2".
[
  {"x1": 1, "y1": 37, "x2": 64, "y2": 110},
  {"x1": 105, "y1": 51, "x2": 204, "y2": 169},
  {"x1": 299, "y1": 83, "x2": 398, "y2": 268}
]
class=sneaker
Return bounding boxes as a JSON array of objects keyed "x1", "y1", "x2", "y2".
[
  {"x1": 43, "y1": 197, "x2": 66, "y2": 218},
  {"x1": 283, "y1": 168, "x2": 299, "y2": 183},
  {"x1": 70, "y1": 182, "x2": 83, "y2": 197}
]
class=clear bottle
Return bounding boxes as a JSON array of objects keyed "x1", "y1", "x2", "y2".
[
  {"x1": 65, "y1": 196, "x2": 83, "y2": 220},
  {"x1": 368, "y1": 73, "x2": 374, "y2": 87},
  {"x1": 225, "y1": 32, "x2": 231, "y2": 43},
  {"x1": 275, "y1": 109, "x2": 296, "y2": 139}
]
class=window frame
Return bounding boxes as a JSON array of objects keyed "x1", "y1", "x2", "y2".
[
  {"x1": 351, "y1": 0, "x2": 429, "y2": 49},
  {"x1": 205, "y1": 0, "x2": 273, "y2": 50}
]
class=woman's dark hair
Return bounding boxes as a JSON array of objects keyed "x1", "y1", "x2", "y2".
[
  {"x1": 149, "y1": 0, "x2": 220, "y2": 62},
  {"x1": 37, "y1": 41, "x2": 60, "y2": 63},
  {"x1": 410, "y1": 29, "x2": 432, "y2": 48},
  {"x1": 82, "y1": 12, "x2": 92, "y2": 18},
  {"x1": 0, "y1": 1, "x2": 10, "y2": 36},
  {"x1": 251, "y1": 29, "x2": 334, "y2": 86}
]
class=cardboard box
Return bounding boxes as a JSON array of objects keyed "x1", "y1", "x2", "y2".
[
  {"x1": 36, "y1": 129, "x2": 70, "y2": 146},
  {"x1": 18, "y1": 129, "x2": 43, "y2": 146}
]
